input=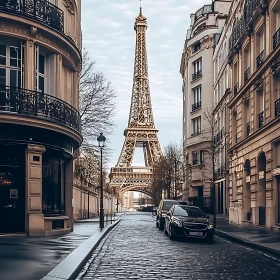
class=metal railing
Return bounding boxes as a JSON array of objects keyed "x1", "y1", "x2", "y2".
[
  {"x1": 246, "y1": 122, "x2": 250, "y2": 136},
  {"x1": 195, "y1": 4, "x2": 213, "y2": 20},
  {"x1": 192, "y1": 70, "x2": 202, "y2": 81},
  {"x1": 256, "y1": 50, "x2": 265, "y2": 69},
  {"x1": 213, "y1": 128, "x2": 224, "y2": 145},
  {"x1": 234, "y1": 83, "x2": 239, "y2": 96},
  {"x1": 259, "y1": 111, "x2": 264, "y2": 128},
  {"x1": 0, "y1": 0, "x2": 64, "y2": 33},
  {"x1": 273, "y1": 27, "x2": 280, "y2": 50},
  {"x1": 214, "y1": 166, "x2": 226, "y2": 181},
  {"x1": 0, "y1": 85, "x2": 81, "y2": 133},
  {"x1": 228, "y1": 0, "x2": 262, "y2": 56},
  {"x1": 244, "y1": 67, "x2": 250, "y2": 83},
  {"x1": 192, "y1": 100, "x2": 201, "y2": 112},
  {"x1": 275, "y1": 98, "x2": 280, "y2": 117}
]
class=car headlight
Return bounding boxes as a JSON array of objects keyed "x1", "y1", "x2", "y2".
[
  {"x1": 207, "y1": 223, "x2": 214, "y2": 229},
  {"x1": 173, "y1": 220, "x2": 182, "y2": 227}
]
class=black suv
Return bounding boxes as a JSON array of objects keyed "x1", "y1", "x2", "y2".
[{"x1": 156, "y1": 199, "x2": 188, "y2": 230}]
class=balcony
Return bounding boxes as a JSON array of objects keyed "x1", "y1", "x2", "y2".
[
  {"x1": 234, "y1": 83, "x2": 239, "y2": 96},
  {"x1": 228, "y1": 0, "x2": 262, "y2": 56},
  {"x1": 244, "y1": 67, "x2": 250, "y2": 83},
  {"x1": 192, "y1": 70, "x2": 202, "y2": 81},
  {"x1": 195, "y1": 4, "x2": 213, "y2": 20},
  {"x1": 275, "y1": 98, "x2": 280, "y2": 117},
  {"x1": 259, "y1": 111, "x2": 264, "y2": 128},
  {"x1": 256, "y1": 50, "x2": 265, "y2": 69},
  {"x1": 273, "y1": 27, "x2": 280, "y2": 50},
  {"x1": 0, "y1": 0, "x2": 64, "y2": 33},
  {"x1": 192, "y1": 101, "x2": 201, "y2": 112},
  {"x1": 214, "y1": 166, "x2": 226, "y2": 181},
  {"x1": 246, "y1": 122, "x2": 250, "y2": 136},
  {"x1": 0, "y1": 85, "x2": 81, "y2": 133},
  {"x1": 214, "y1": 128, "x2": 224, "y2": 145}
]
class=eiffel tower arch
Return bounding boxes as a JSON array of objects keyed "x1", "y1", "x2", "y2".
[{"x1": 109, "y1": 7, "x2": 162, "y2": 199}]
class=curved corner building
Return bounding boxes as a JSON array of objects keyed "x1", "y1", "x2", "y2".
[
  {"x1": 180, "y1": 1, "x2": 232, "y2": 210},
  {"x1": 0, "y1": 0, "x2": 82, "y2": 235}
]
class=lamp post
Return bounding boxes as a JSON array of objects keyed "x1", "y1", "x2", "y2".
[{"x1": 97, "y1": 133, "x2": 106, "y2": 230}]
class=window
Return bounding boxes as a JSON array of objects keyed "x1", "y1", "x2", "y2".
[
  {"x1": 192, "y1": 150, "x2": 204, "y2": 165},
  {"x1": 257, "y1": 86, "x2": 264, "y2": 128},
  {"x1": 273, "y1": 73, "x2": 280, "y2": 117},
  {"x1": 192, "y1": 59, "x2": 202, "y2": 80},
  {"x1": 192, "y1": 116, "x2": 201, "y2": 135},
  {"x1": 193, "y1": 42, "x2": 201, "y2": 53},
  {"x1": 192, "y1": 86, "x2": 201, "y2": 111},
  {"x1": 42, "y1": 155, "x2": 65, "y2": 215},
  {"x1": 35, "y1": 45, "x2": 56, "y2": 95},
  {"x1": 0, "y1": 43, "x2": 24, "y2": 88}
]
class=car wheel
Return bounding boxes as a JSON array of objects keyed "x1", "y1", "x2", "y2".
[
  {"x1": 164, "y1": 225, "x2": 168, "y2": 235},
  {"x1": 158, "y1": 221, "x2": 164, "y2": 230},
  {"x1": 206, "y1": 235, "x2": 214, "y2": 243},
  {"x1": 168, "y1": 224, "x2": 175, "y2": 240}
]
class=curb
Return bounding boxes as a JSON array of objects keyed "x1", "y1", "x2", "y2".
[
  {"x1": 215, "y1": 229, "x2": 280, "y2": 258},
  {"x1": 41, "y1": 218, "x2": 122, "y2": 280}
]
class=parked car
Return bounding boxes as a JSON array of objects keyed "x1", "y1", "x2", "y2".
[
  {"x1": 164, "y1": 205, "x2": 214, "y2": 241},
  {"x1": 156, "y1": 199, "x2": 180, "y2": 230}
]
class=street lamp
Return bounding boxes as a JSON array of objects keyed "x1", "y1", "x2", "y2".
[{"x1": 97, "y1": 133, "x2": 106, "y2": 230}]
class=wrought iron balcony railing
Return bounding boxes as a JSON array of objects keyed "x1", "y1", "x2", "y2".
[
  {"x1": 259, "y1": 111, "x2": 264, "y2": 128},
  {"x1": 213, "y1": 128, "x2": 224, "y2": 145},
  {"x1": 192, "y1": 101, "x2": 201, "y2": 112},
  {"x1": 0, "y1": 0, "x2": 64, "y2": 33},
  {"x1": 214, "y1": 166, "x2": 226, "y2": 181},
  {"x1": 244, "y1": 67, "x2": 250, "y2": 83},
  {"x1": 246, "y1": 122, "x2": 250, "y2": 137},
  {"x1": 228, "y1": 0, "x2": 262, "y2": 56},
  {"x1": 234, "y1": 83, "x2": 239, "y2": 96},
  {"x1": 256, "y1": 50, "x2": 265, "y2": 69},
  {"x1": 273, "y1": 27, "x2": 280, "y2": 50},
  {"x1": 0, "y1": 85, "x2": 81, "y2": 133},
  {"x1": 192, "y1": 70, "x2": 202, "y2": 81},
  {"x1": 275, "y1": 98, "x2": 280, "y2": 117}
]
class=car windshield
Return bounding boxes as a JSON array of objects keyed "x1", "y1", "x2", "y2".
[
  {"x1": 173, "y1": 207, "x2": 204, "y2": 217},
  {"x1": 162, "y1": 201, "x2": 178, "y2": 210}
]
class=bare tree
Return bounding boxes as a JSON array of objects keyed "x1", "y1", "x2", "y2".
[
  {"x1": 151, "y1": 143, "x2": 184, "y2": 203},
  {"x1": 196, "y1": 107, "x2": 227, "y2": 227},
  {"x1": 79, "y1": 49, "x2": 117, "y2": 146}
]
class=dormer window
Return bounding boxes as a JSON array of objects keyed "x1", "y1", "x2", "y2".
[{"x1": 193, "y1": 42, "x2": 201, "y2": 53}]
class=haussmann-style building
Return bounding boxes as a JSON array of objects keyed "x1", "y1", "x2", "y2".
[
  {"x1": 0, "y1": 0, "x2": 82, "y2": 235},
  {"x1": 180, "y1": 0, "x2": 232, "y2": 212},
  {"x1": 226, "y1": 0, "x2": 280, "y2": 229}
]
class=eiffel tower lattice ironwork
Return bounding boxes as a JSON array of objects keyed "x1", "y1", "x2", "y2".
[{"x1": 109, "y1": 7, "x2": 162, "y2": 198}]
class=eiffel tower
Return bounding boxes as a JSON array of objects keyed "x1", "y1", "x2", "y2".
[{"x1": 109, "y1": 5, "x2": 162, "y2": 198}]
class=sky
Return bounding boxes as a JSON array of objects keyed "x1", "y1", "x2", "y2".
[{"x1": 81, "y1": 0, "x2": 210, "y2": 169}]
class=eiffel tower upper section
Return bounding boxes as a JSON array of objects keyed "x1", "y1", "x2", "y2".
[{"x1": 126, "y1": 6, "x2": 155, "y2": 131}]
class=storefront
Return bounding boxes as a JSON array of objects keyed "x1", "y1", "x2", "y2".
[
  {"x1": 0, "y1": 123, "x2": 79, "y2": 235},
  {"x1": 0, "y1": 145, "x2": 25, "y2": 233}
]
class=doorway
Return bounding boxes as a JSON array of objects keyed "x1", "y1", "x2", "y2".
[{"x1": 0, "y1": 147, "x2": 25, "y2": 233}]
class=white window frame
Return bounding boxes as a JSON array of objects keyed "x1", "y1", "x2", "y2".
[{"x1": 192, "y1": 116, "x2": 201, "y2": 135}]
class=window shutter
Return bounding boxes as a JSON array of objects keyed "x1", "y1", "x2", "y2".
[{"x1": 48, "y1": 54, "x2": 56, "y2": 96}]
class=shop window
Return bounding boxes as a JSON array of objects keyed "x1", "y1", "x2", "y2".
[{"x1": 42, "y1": 156, "x2": 65, "y2": 216}]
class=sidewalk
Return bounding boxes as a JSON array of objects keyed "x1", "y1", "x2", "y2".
[
  {"x1": 75, "y1": 212, "x2": 122, "y2": 223},
  {"x1": 211, "y1": 214, "x2": 280, "y2": 257},
  {"x1": 0, "y1": 213, "x2": 124, "y2": 280}
]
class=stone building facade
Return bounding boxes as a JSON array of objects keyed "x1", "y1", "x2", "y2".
[
  {"x1": 227, "y1": 0, "x2": 280, "y2": 229},
  {"x1": 0, "y1": 0, "x2": 82, "y2": 235},
  {"x1": 180, "y1": 0, "x2": 232, "y2": 211}
]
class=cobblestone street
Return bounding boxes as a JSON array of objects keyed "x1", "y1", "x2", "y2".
[{"x1": 76, "y1": 212, "x2": 280, "y2": 280}]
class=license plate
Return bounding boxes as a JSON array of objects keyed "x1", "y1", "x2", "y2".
[{"x1": 189, "y1": 231, "x2": 203, "y2": 236}]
